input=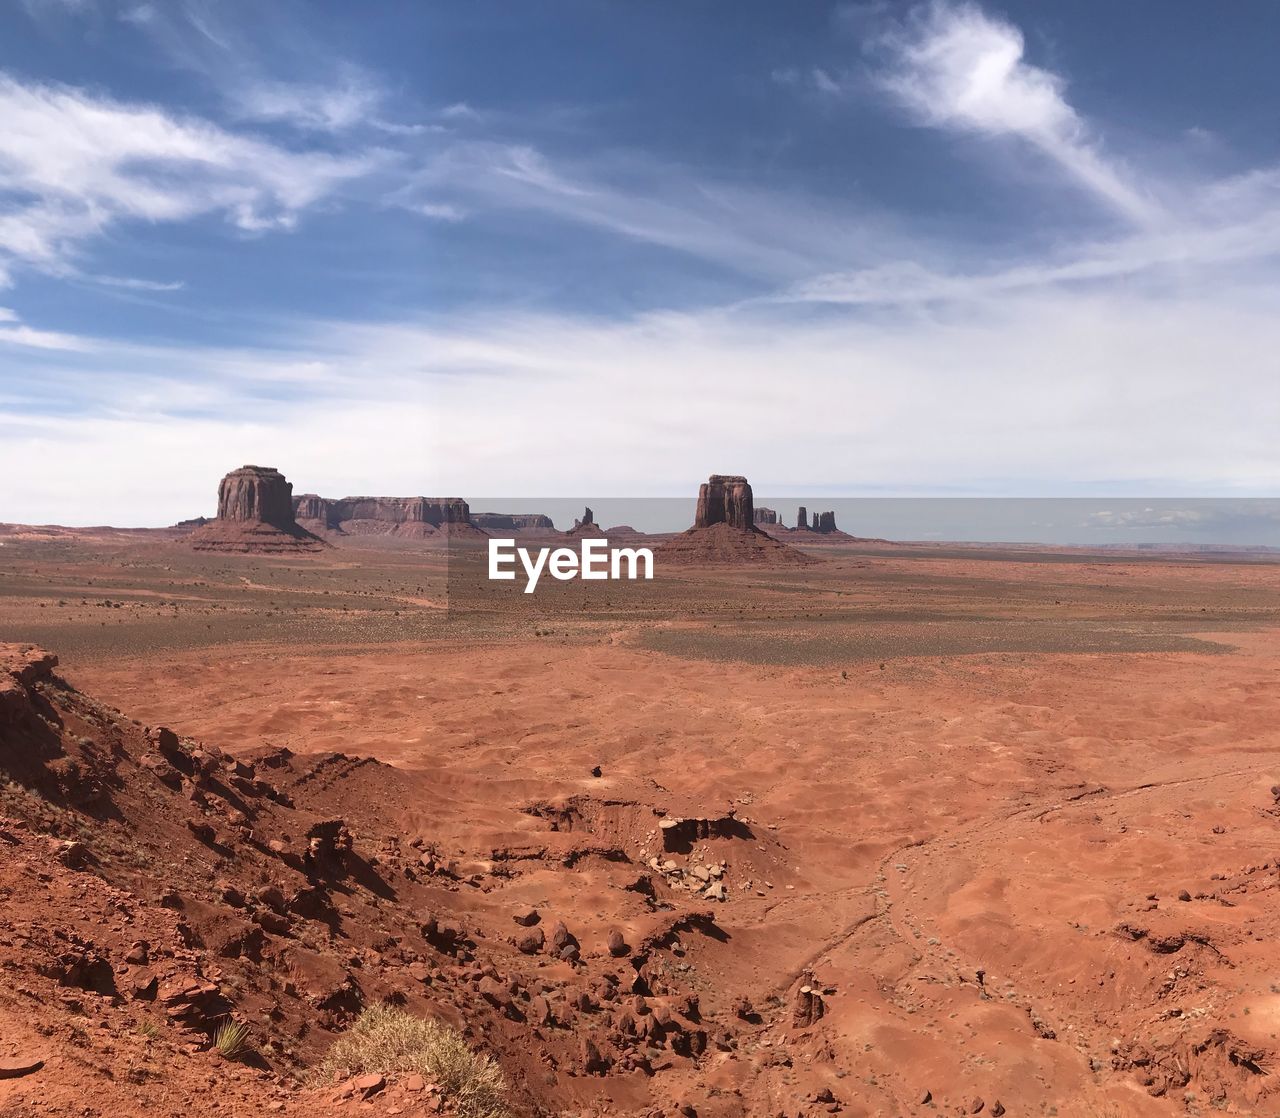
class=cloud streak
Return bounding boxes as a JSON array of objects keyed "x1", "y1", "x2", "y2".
[
  {"x1": 869, "y1": 1, "x2": 1160, "y2": 225},
  {"x1": 0, "y1": 72, "x2": 385, "y2": 280}
]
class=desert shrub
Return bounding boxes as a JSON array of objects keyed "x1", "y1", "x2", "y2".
[
  {"x1": 312, "y1": 1004, "x2": 508, "y2": 1118},
  {"x1": 214, "y1": 1018, "x2": 251, "y2": 1059}
]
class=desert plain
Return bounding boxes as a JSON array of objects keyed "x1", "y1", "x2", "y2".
[{"x1": 3, "y1": 527, "x2": 1280, "y2": 1118}]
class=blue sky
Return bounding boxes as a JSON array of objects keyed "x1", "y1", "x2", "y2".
[{"x1": 1, "y1": 0, "x2": 1278, "y2": 524}]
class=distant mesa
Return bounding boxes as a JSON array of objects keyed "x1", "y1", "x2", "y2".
[
  {"x1": 189, "y1": 466, "x2": 325, "y2": 554},
  {"x1": 753, "y1": 507, "x2": 778, "y2": 526},
  {"x1": 657, "y1": 475, "x2": 813, "y2": 566},
  {"x1": 293, "y1": 495, "x2": 488, "y2": 541},
  {"x1": 471, "y1": 512, "x2": 558, "y2": 534}
]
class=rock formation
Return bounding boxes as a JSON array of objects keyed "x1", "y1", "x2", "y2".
[
  {"x1": 189, "y1": 466, "x2": 324, "y2": 553},
  {"x1": 217, "y1": 466, "x2": 295, "y2": 526},
  {"x1": 566, "y1": 506, "x2": 603, "y2": 537},
  {"x1": 789, "y1": 508, "x2": 843, "y2": 535},
  {"x1": 471, "y1": 512, "x2": 557, "y2": 533},
  {"x1": 657, "y1": 475, "x2": 813, "y2": 566},
  {"x1": 293, "y1": 495, "x2": 485, "y2": 540},
  {"x1": 753, "y1": 507, "x2": 778, "y2": 526},
  {"x1": 694, "y1": 475, "x2": 753, "y2": 530}
]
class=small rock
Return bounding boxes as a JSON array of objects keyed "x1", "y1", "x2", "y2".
[
  {"x1": 516, "y1": 928, "x2": 545, "y2": 955},
  {"x1": 607, "y1": 929, "x2": 629, "y2": 957},
  {"x1": 354, "y1": 1072, "x2": 385, "y2": 1099},
  {"x1": 512, "y1": 906, "x2": 540, "y2": 927}
]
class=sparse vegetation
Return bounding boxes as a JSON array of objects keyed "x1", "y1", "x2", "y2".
[
  {"x1": 214, "y1": 1018, "x2": 252, "y2": 1060},
  {"x1": 312, "y1": 1004, "x2": 508, "y2": 1118}
]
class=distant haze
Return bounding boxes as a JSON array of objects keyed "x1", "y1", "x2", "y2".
[{"x1": 472, "y1": 498, "x2": 1280, "y2": 548}]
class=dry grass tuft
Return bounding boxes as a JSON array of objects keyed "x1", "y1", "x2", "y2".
[
  {"x1": 214, "y1": 1018, "x2": 252, "y2": 1059},
  {"x1": 312, "y1": 1004, "x2": 508, "y2": 1118}
]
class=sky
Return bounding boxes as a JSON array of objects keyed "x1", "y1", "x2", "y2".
[{"x1": 1, "y1": 0, "x2": 1278, "y2": 526}]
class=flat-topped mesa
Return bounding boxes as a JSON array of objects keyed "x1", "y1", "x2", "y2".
[
  {"x1": 817, "y1": 510, "x2": 838, "y2": 533},
  {"x1": 471, "y1": 512, "x2": 556, "y2": 532},
  {"x1": 695, "y1": 475, "x2": 753, "y2": 530},
  {"x1": 218, "y1": 465, "x2": 295, "y2": 527},
  {"x1": 292, "y1": 495, "x2": 478, "y2": 538},
  {"x1": 190, "y1": 466, "x2": 325, "y2": 553},
  {"x1": 753, "y1": 507, "x2": 778, "y2": 526},
  {"x1": 796, "y1": 506, "x2": 808, "y2": 531}
]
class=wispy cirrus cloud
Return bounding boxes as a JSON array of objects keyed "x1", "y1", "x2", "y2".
[
  {"x1": 866, "y1": 1, "x2": 1161, "y2": 226},
  {"x1": 0, "y1": 306, "x2": 89, "y2": 350},
  {"x1": 0, "y1": 72, "x2": 385, "y2": 280}
]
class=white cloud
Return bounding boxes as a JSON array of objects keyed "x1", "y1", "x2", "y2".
[
  {"x1": 412, "y1": 140, "x2": 910, "y2": 281},
  {"x1": 3, "y1": 258, "x2": 1278, "y2": 525},
  {"x1": 229, "y1": 76, "x2": 382, "y2": 131},
  {"x1": 87, "y1": 273, "x2": 187, "y2": 292},
  {"x1": 870, "y1": 1, "x2": 1160, "y2": 225},
  {"x1": 0, "y1": 72, "x2": 383, "y2": 278},
  {"x1": 0, "y1": 306, "x2": 90, "y2": 350},
  {"x1": 416, "y1": 202, "x2": 466, "y2": 222}
]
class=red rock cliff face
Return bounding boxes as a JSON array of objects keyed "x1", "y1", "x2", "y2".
[
  {"x1": 217, "y1": 466, "x2": 296, "y2": 528},
  {"x1": 292, "y1": 495, "x2": 471, "y2": 531},
  {"x1": 694, "y1": 475, "x2": 754, "y2": 530},
  {"x1": 292, "y1": 493, "x2": 327, "y2": 521}
]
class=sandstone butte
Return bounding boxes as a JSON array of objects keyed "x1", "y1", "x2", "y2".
[
  {"x1": 188, "y1": 466, "x2": 326, "y2": 554},
  {"x1": 656, "y1": 475, "x2": 813, "y2": 566}
]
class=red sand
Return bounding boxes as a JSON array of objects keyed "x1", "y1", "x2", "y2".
[{"x1": 3, "y1": 535, "x2": 1280, "y2": 1116}]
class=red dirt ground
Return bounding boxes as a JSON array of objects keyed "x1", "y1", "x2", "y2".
[{"x1": 3, "y1": 535, "x2": 1280, "y2": 1117}]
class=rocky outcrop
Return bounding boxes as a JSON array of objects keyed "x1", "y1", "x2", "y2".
[
  {"x1": 217, "y1": 466, "x2": 295, "y2": 527},
  {"x1": 566, "y1": 507, "x2": 603, "y2": 537},
  {"x1": 694, "y1": 475, "x2": 753, "y2": 530},
  {"x1": 789, "y1": 508, "x2": 843, "y2": 534},
  {"x1": 753, "y1": 507, "x2": 778, "y2": 526},
  {"x1": 293, "y1": 493, "x2": 328, "y2": 521},
  {"x1": 657, "y1": 475, "x2": 813, "y2": 567},
  {"x1": 190, "y1": 467, "x2": 324, "y2": 553}
]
